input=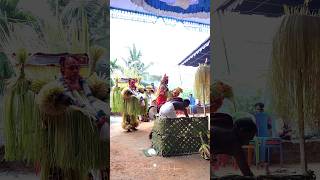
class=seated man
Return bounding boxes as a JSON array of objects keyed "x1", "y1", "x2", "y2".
[
  {"x1": 159, "y1": 99, "x2": 190, "y2": 118},
  {"x1": 279, "y1": 123, "x2": 292, "y2": 140},
  {"x1": 211, "y1": 117, "x2": 257, "y2": 177}
]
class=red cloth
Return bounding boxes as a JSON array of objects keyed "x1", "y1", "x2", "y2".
[{"x1": 156, "y1": 95, "x2": 167, "y2": 107}]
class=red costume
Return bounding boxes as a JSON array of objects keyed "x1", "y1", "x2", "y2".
[{"x1": 156, "y1": 74, "x2": 169, "y2": 109}]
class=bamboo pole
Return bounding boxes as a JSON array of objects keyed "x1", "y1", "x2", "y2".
[
  {"x1": 203, "y1": 59, "x2": 208, "y2": 117},
  {"x1": 203, "y1": 83, "x2": 206, "y2": 116},
  {"x1": 297, "y1": 71, "x2": 307, "y2": 174}
]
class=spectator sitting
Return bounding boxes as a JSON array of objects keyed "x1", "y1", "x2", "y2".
[{"x1": 279, "y1": 123, "x2": 292, "y2": 140}]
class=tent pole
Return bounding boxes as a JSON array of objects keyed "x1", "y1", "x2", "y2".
[{"x1": 203, "y1": 83, "x2": 206, "y2": 117}]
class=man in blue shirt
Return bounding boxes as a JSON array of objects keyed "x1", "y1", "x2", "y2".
[
  {"x1": 254, "y1": 102, "x2": 272, "y2": 165},
  {"x1": 189, "y1": 94, "x2": 197, "y2": 115},
  {"x1": 254, "y1": 103, "x2": 272, "y2": 137}
]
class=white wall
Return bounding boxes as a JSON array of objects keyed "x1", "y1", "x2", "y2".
[{"x1": 212, "y1": 13, "x2": 282, "y2": 98}]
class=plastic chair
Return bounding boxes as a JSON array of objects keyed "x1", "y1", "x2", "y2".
[
  {"x1": 242, "y1": 144, "x2": 255, "y2": 167},
  {"x1": 254, "y1": 137, "x2": 283, "y2": 166},
  {"x1": 232, "y1": 142, "x2": 256, "y2": 169},
  {"x1": 265, "y1": 138, "x2": 283, "y2": 165}
]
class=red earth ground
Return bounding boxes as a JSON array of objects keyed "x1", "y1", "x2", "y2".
[{"x1": 110, "y1": 119, "x2": 210, "y2": 180}]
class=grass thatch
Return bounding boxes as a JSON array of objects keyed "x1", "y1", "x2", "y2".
[
  {"x1": 270, "y1": 4, "x2": 320, "y2": 173},
  {"x1": 271, "y1": 8, "x2": 320, "y2": 135},
  {"x1": 194, "y1": 63, "x2": 210, "y2": 104}
]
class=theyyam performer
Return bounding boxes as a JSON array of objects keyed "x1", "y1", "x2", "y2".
[
  {"x1": 111, "y1": 77, "x2": 147, "y2": 132},
  {"x1": 4, "y1": 52, "x2": 109, "y2": 180}
]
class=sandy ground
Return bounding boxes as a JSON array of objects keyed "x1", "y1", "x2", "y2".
[
  {"x1": 213, "y1": 162, "x2": 320, "y2": 178},
  {"x1": 110, "y1": 116, "x2": 210, "y2": 180}
]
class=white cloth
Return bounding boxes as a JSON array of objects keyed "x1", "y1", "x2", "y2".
[
  {"x1": 159, "y1": 102, "x2": 176, "y2": 118},
  {"x1": 145, "y1": 93, "x2": 153, "y2": 106}
]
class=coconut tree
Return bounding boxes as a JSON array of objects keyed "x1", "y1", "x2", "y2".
[
  {"x1": 60, "y1": 0, "x2": 107, "y2": 47},
  {"x1": 122, "y1": 44, "x2": 142, "y2": 70},
  {"x1": 0, "y1": 52, "x2": 14, "y2": 94},
  {"x1": 0, "y1": 0, "x2": 35, "y2": 33},
  {"x1": 110, "y1": 58, "x2": 121, "y2": 74},
  {"x1": 89, "y1": 0, "x2": 108, "y2": 48},
  {"x1": 122, "y1": 44, "x2": 153, "y2": 78},
  {"x1": 270, "y1": 3, "x2": 320, "y2": 174},
  {"x1": 0, "y1": 0, "x2": 36, "y2": 67}
]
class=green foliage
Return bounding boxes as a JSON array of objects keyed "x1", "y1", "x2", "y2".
[
  {"x1": 1, "y1": 1, "x2": 109, "y2": 179},
  {"x1": 47, "y1": 0, "x2": 70, "y2": 16},
  {"x1": 181, "y1": 89, "x2": 193, "y2": 99},
  {"x1": 60, "y1": 0, "x2": 108, "y2": 48},
  {"x1": 95, "y1": 58, "x2": 107, "y2": 76},
  {"x1": 111, "y1": 87, "x2": 147, "y2": 115},
  {"x1": 110, "y1": 58, "x2": 121, "y2": 74},
  {"x1": 4, "y1": 75, "x2": 38, "y2": 162},
  {"x1": 234, "y1": 94, "x2": 261, "y2": 114},
  {"x1": 221, "y1": 88, "x2": 262, "y2": 114},
  {"x1": 89, "y1": 46, "x2": 105, "y2": 75},
  {"x1": 0, "y1": 53, "x2": 14, "y2": 94},
  {"x1": 0, "y1": 0, "x2": 36, "y2": 24},
  {"x1": 121, "y1": 44, "x2": 153, "y2": 78}
]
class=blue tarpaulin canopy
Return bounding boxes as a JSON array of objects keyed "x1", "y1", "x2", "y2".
[
  {"x1": 216, "y1": 0, "x2": 320, "y2": 17},
  {"x1": 178, "y1": 37, "x2": 210, "y2": 67},
  {"x1": 111, "y1": 0, "x2": 209, "y2": 24},
  {"x1": 132, "y1": 0, "x2": 210, "y2": 15}
]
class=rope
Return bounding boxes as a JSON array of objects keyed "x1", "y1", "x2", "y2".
[
  {"x1": 217, "y1": 13, "x2": 231, "y2": 75},
  {"x1": 247, "y1": 0, "x2": 272, "y2": 13}
]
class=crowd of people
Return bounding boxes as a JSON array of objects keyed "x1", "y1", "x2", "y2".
[{"x1": 117, "y1": 74, "x2": 204, "y2": 133}]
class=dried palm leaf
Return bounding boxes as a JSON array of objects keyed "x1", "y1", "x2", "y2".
[
  {"x1": 194, "y1": 63, "x2": 210, "y2": 103},
  {"x1": 270, "y1": 5, "x2": 320, "y2": 173}
]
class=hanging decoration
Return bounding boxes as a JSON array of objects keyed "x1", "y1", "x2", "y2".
[
  {"x1": 270, "y1": 2, "x2": 320, "y2": 174},
  {"x1": 130, "y1": 0, "x2": 210, "y2": 19},
  {"x1": 194, "y1": 62, "x2": 210, "y2": 110}
]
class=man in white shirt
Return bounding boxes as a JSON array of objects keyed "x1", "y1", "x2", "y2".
[
  {"x1": 159, "y1": 99, "x2": 190, "y2": 118},
  {"x1": 149, "y1": 99, "x2": 190, "y2": 140}
]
